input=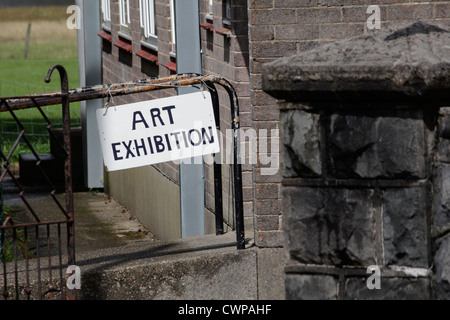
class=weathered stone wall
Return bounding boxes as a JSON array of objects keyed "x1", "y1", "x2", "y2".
[
  {"x1": 281, "y1": 107, "x2": 435, "y2": 299},
  {"x1": 263, "y1": 22, "x2": 450, "y2": 299},
  {"x1": 248, "y1": 0, "x2": 450, "y2": 249}
]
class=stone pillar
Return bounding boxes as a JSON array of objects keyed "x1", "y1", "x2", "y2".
[{"x1": 262, "y1": 22, "x2": 450, "y2": 299}]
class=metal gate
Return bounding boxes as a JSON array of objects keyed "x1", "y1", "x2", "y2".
[{"x1": 0, "y1": 66, "x2": 244, "y2": 300}]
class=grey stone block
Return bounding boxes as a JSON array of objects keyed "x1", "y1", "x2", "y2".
[
  {"x1": 437, "y1": 138, "x2": 450, "y2": 163},
  {"x1": 285, "y1": 274, "x2": 338, "y2": 300},
  {"x1": 262, "y1": 22, "x2": 450, "y2": 103},
  {"x1": 283, "y1": 187, "x2": 378, "y2": 266},
  {"x1": 433, "y1": 235, "x2": 450, "y2": 299},
  {"x1": 281, "y1": 109, "x2": 321, "y2": 178},
  {"x1": 433, "y1": 165, "x2": 450, "y2": 229},
  {"x1": 437, "y1": 107, "x2": 450, "y2": 140},
  {"x1": 382, "y1": 188, "x2": 429, "y2": 268},
  {"x1": 346, "y1": 277, "x2": 431, "y2": 300},
  {"x1": 329, "y1": 114, "x2": 426, "y2": 179}
]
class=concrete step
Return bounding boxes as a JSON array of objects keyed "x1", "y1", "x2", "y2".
[
  {"x1": 0, "y1": 192, "x2": 285, "y2": 300},
  {"x1": 76, "y1": 232, "x2": 259, "y2": 300}
]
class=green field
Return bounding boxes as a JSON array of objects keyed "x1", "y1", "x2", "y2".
[{"x1": 0, "y1": 6, "x2": 80, "y2": 162}]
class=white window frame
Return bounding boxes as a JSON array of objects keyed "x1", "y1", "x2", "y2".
[
  {"x1": 102, "y1": 0, "x2": 111, "y2": 22},
  {"x1": 101, "y1": 0, "x2": 111, "y2": 30},
  {"x1": 139, "y1": 0, "x2": 157, "y2": 42},
  {"x1": 170, "y1": 0, "x2": 176, "y2": 54},
  {"x1": 206, "y1": 0, "x2": 213, "y2": 21},
  {"x1": 119, "y1": 0, "x2": 131, "y2": 28}
]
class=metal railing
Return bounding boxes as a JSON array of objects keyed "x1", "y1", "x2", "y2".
[
  {"x1": 0, "y1": 67, "x2": 245, "y2": 300},
  {"x1": 0, "y1": 65, "x2": 75, "y2": 300}
]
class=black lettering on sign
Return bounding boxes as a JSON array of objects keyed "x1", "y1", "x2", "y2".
[
  {"x1": 122, "y1": 140, "x2": 135, "y2": 159},
  {"x1": 162, "y1": 105, "x2": 176, "y2": 125},
  {"x1": 154, "y1": 135, "x2": 165, "y2": 153},
  {"x1": 132, "y1": 105, "x2": 177, "y2": 130},
  {"x1": 134, "y1": 138, "x2": 147, "y2": 156},
  {"x1": 112, "y1": 142, "x2": 123, "y2": 160},
  {"x1": 150, "y1": 108, "x2": 164, "y2": 127},
  {"x1": 132, "y1": 111, "x2": 149, "y2": 130}
]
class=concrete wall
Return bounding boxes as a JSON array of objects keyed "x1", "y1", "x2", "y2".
[{"x1": 105, "y1": 165, "x2": 181, "y2": 241}]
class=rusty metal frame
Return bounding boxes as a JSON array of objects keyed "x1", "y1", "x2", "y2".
[
  {"x1": 0, "y1": 70, "x2": 245, "y2": 300},
  {"x1": 0, "y1": 65, "x2": 75, "y2": 300}
]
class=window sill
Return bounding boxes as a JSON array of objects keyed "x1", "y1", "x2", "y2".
[
  {"x1": 200, "y1": 22, "x2": 214, "y2": 32},
  {"x1": 117, "y1": 31, "x2": 132, "y2": 42},
  {"x1": 114, "y1": 39, "x2": 132, "y2": 53},
  {"x1": 98, "y1": 30, "x2": 112, "y2": 42},
  {"x1": 136, "y1": 50, "x2": 158, "y2": 65},
  {"x1": 140, "y1": 40, "x2": 158, "y2": 52},
  {"x1": 222, "y1": 19, "x2": 232, "y2": 27},
  {"x1": 215, "y1": 27, "x2": 231, "y2": 38},
  {"x1": 164, "y1": 61, "x2": 177, "y2": 72},
  {"x1": 102, "y1": 23, "x2": 111, "y2": 33}
]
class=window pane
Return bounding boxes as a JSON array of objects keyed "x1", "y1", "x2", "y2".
[
  {"x1": 119, "y1": 0, "x2": 130, "y2": 27},
  {"x1": 140, "y1": 0, "x2": 157, "y2": 39},
  {"x1": 170, "y1": 0, "x2": 176, "y2": 51},
  {"x1": 102, "y1": 0, "x2": 111, "y2": 22}
]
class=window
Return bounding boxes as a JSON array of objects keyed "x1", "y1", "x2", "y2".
[
  {"x1": 101, "y1": 0, "x2": 111, "y2": 28},
  {"x1": 139, "y1": 0, "x2": 157, "y2": 47},
  {"x1": 216, "y1": 0, "x2": 231, "y2": 37},
  {"x1": 170, "y1": 0, "x2": 176, "y2": 54},
  {"x1": 119, "y1": 0, "x2": 131, "y2": 28},
  {"x1": 208, "y1": 0, "x2": 213, "y2": 16},
  {"x1": 224, "y1": 0, "x2": 231, "y2": 24},
  {"x1": 140, "y1": 0, "x2": 156, "y2": 39},
  {"x1": 201, "y1": 0, "x2": 214, "y2": 32}
]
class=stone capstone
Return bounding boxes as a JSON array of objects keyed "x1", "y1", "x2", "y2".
[{"x1": 262, "y1": 22, "x2": 450, "y2": 103}]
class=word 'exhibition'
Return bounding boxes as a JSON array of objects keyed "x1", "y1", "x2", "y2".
[{"x1": 96, "y1": 91, "x2": 220, "y2": 172}]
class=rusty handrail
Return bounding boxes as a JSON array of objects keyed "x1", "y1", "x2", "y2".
[
  {"x1": 1, "y1": 74, "x2": 224, "y2": 112},
  {"x1": 0, "y1": 72, "x2": 245, "y2": 250}
]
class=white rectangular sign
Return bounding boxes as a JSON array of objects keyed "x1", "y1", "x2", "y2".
[{"x1": 96, "y1": 91, "x2": 220, "y2": 172}]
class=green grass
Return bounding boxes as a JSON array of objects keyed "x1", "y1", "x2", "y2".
[
  {"x1": 0, "y1": 6, "x2": 80, "y2": 163},
  {"x1": 0, "y1": 6, "x2": 72, "y2": 22},
  {"x1": 0, "y1": 59, "x2": 80, "y2": 96},
  {"x1": 0, "y1": 59, "x2": 81, "y2": 162}
]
